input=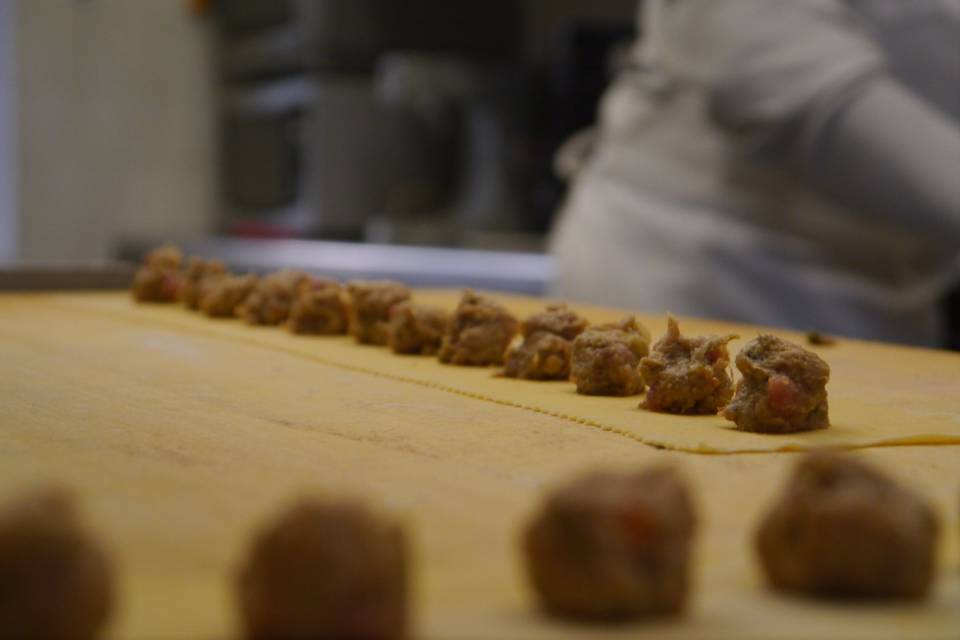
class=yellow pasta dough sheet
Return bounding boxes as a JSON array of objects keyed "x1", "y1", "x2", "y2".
[
  {"x1": 26, "y1": 290, "x2": 960, "y2": 454},
  {"x1": 0, "y1": 292, "x2": 957, "y2": 639}
]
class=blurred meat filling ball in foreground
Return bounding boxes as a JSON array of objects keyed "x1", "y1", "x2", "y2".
[
  {"x1": 523, "y1": 467, "x2": 696, "y2": 620},
  {"x1": 0, "y1": 487, "x2": 114, "y2": 640},
  {"x1": 238, "y1": 497, "x2": 409, "y2": 640},
  {"x1": 757, "y1": 452, "x2": 938, "y2": 599}
]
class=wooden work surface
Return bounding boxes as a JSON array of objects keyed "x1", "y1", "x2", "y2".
[{"x1": 1, "y1": 291, "x2": 958, "y2": 639}]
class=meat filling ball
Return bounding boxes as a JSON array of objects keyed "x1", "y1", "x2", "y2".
[
  {"x1": 640, "y1": 316, "x2": 737, "y2": 414},
  {"x1": 180, "y1": 257, "x2": 228, "y2": 310},
  {"x1": 723, "y1": 335, "x2": 830, "y2": 433},
  {"x1": 438, "y1": 290, "x2": 519, "y2": 366},
  {"x1": 286, "y1": 277, "x2": 351, "y2": 335},
  {"x1": 237, "y1": 270, "x2": 310, "y2": 326},
  {"x1": 199, "y1": 273, "x2": 258, "y2": 318},
  {"x1": 756, "y1": 452, "x2": 938, "y2": 600},
  {"x1": 0, "y1": 488, "x2": 114, "y2": 640},
  {"x1": 131, "y1": 245, "x2": 183, "y2": 303},
  {"x1": 505, "y1": 304, "x2": 589, "y2": 380},
  {"x1": 237, "y1": 498, "x2": 409, "y2": 640},
  {"x1": 570, "y1": 317, "x2": 651, "y2": 396},
  {"x1": 347, "y1": 281, "x2": 412, "y2": 346},
  {"x1": 387, "y1": 302, "x2": 450, "y2": 356},
  {"x1": 523, "y1": 467, "x2": 696, "y2": 620}
]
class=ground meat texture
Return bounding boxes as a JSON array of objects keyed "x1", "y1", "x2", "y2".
[
  {"x1": 570, "y1": 317, "x2": 651, "y2": 396},
  {"x1": 131, "y1": 245, "x2": 183, "y2": 303},
  {"x1": 756, "y1": 452, "x2": 938, "y2": 599},
  {"x1": 199, "y1": 273, "x2": 258, "y2": 318},
  {"x1": 640, "y1": 316, "x2": 737, "y2": 414},
  {"x1": 722, "y1": 335, "x2": 830, "y2": 433},
  {"x1": 144, "y1": 244, "x2": 183, "y2": 270},
  {"x1": 504, "y1": 304, "x2": 589, "y2": 380},
  {"x1": 806, "y1": 331, "x2": 837, "y2": 346},
  {"x1": 237, "y1": 270, "x2": 310, "y2": 326},
  {"x1": 522, "y1": 304, "x2": 590, "y2": 341},
  {"x1": 0, "y1": 488, "x2": 113, "y2": 640},
  {"x1": 523, "y1": 467, "x2": 696, "y2": 620},
  {"x1": 238, "y1": 498, "x2": 409, "y2": 640},
  {"x1": 438, "y1": 291, "x2": 519, "y2": 366},
  {"x1": 180, "y1": 257, "x2": 228, "y2": 310},
  {"x1": 504, "y1": 333, "x2": 571, "y2": 381},
  {"x1": 286, "y1": 278, "x2": 351, "y2": 335},
  {"x1": 347, "y1": 281, "x2": 412, "y2": 345},
  {"x1": 387, "y1": 302, "x2": 450, "y2": 355}
]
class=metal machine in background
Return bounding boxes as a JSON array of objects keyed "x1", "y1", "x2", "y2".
[{"x1": 214, "y1": 0, "x2": 637, "y2": 248}]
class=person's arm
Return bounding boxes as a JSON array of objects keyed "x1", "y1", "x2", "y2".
[
  {"x1": 661, "y1": 0, "x2": 960, "y2": 242},
  {"x1": 804, "y1": 76, "x2": 960, "y2": 243}
]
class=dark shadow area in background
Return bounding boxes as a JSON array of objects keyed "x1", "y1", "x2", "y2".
[
  {"x1": 214, "y1": 0, "x2": 637, "y2": 244},
  {"x1": 942, "y1": 285, "x2": 960, "y2": 350}
]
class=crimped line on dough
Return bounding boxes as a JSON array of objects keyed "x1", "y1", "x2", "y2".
[{"x1": 40, "y1": 296, "x2": 960, "y2": 456}]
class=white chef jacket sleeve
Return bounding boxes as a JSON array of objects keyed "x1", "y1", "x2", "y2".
[
  {"x1": 661, "y1": 0, "x2": 883, "y2": 128},
  {"x1": 668, "y1": 0, "x2": 960, "y2": 243},
  {"x1": 807, "y1": 76, "x2": 960, "y2": 243}
]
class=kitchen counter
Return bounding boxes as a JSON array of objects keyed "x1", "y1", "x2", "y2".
[
  {"x1": 118, "y1": 237, "x2": 554, "y2": 295},
  {"x1": 1, "y1": 291, "x2": 957, "y2": 638}
]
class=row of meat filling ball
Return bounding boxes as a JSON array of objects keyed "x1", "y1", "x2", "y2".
[
  {"x1": 132, "y1": 246, "x2": 832, "y2": 435},
  {"x1": 5, "y1": 246, "x2": 931, "y2": 637},
  {"x1": 0, "y1": 451, "x2": 944, "y2": 638}
]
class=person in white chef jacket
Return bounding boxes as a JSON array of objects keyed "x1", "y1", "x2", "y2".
[{"x1": 549, "y1": 0, "x2": 960, "y2": 347}]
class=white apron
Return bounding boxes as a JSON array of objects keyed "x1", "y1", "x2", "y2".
[{"x1": 549, "y1": 0, "x2": 960, "y2": 346}]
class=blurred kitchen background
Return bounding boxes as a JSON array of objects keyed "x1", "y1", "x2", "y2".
[
  {"x1": 0, "y1": 0, "x2": 637, "y2": 292},
  {"x1": 2, "y1": 0, "x2": 959, "y2": 348}
]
